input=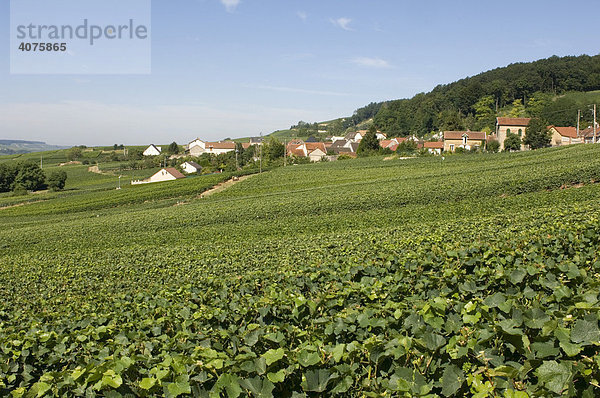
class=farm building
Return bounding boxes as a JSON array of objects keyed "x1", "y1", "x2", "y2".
[
  {"x1": 181, "y1": 161, "x2": 202, "y2": 174},
  {"x1": 132, "y1": 168, "x2": 185, "y2": 185},
  {"x1": 547, "y1": 126, "x2": 582, "y2": 146},
  {"x1": 443, "y1": 131, "x2": 487, "y2": 152},
  {"x1": 143, "y1": 144, "x2": 162, "y2": 156},
  {"x1": 424, "y1": 141, "x2": 444, "y2": 154},
  {"x1": 496, "y1": 117, "x2": 531, "y2": 151}
]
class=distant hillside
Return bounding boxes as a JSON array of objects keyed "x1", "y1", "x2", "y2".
[
  {"x1": 373, "y1": 54, "x2": 600, "y2": 136},
  {"x1": 0, "y1": 140, "x2": 68, "y2": 155}
]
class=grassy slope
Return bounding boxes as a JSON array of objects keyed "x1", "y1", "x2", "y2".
[{"x1": 1, "y1": 145, "x2": 600, "y2": 395}]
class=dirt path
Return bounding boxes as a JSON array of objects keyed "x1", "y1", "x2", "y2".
[
  {"x1": 0, "y1": 200, "x2": 44, "y2": 210},
  {"x1": 88, "y1": 165, "x2": 114, "y2": 176},
  {"x1": 199, "y1": 174, "x2": 255, "y2": 198}
]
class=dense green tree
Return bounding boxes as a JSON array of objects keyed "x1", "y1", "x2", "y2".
[
  {"x1": 503, "y1": 132, "x2": 522, "y2": 152},
  {"x1": 527, "y1": 92, "x2": 552, "y2": 118},
  {"x1": 14, "y1": 162, "x2": 46, "y2": 191},
  {"x1": 357, "y1": 126, "x2": 381, "y2": 156},
  {"x1": 67, "y1": 147, "x2": 83, "y2": 161},
  {"x1": 0, "y1": 163, "x2": 17, "y2": 192},
  {"x1": 473, "y1": 95, "x2": 496, "y2": 131},
  {"x1": 523, "y1": 118, "x2": 551, "y2": 149},
  {"x1": 438, "y1": 110, "x2": 465, "y2": 131},
  {"x1": 508, "y1": 99, "x2": 527, "y2": 118},
  {"x1": 167, "y1": 142, "x2": 180, "y2": 155},
  {"x1": 47, "y1": 170, "x2": 68, "y2": 191},
  {"x1": 264, "y1": 137, "x2": 285, "y2": 162},
  {"x1": 486, "y1": 140, "x2": 500, "y2": 153},
  {"x1": 396, "y1": 139, "x2": 418, "y2": 155}
]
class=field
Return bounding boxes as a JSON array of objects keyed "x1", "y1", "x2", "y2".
[{"x1": 1, "y1": 145, "x2": 600, "y2": 397}]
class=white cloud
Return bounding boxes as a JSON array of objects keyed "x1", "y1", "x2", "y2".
[
  {"x1": 246, "y1": 84, "x2": 350, "y2": 97},
  {"x1": 351, "y1": 57, "x2": 392, "y2": 69},
  {"x1": 297, "y1": 11, "x2": 307, "y2": 21},
  {"x1": 220, "y1": 0, "x2": 240, "y2": 13},
  {"x1": 330, "y1": 17, "x2": 353, "y2": 31}
]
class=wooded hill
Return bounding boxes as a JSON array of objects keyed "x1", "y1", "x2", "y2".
[
  {"x1": 373, "y1": 54, "x2": 600, "y2": 136},
  {"x1": 265, "y1": 54, "x2": 600, "y2": 141}
]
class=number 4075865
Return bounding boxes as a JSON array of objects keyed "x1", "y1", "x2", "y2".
[{"x1": 18, "y1": 43, "x2": 67, "y2": 52}]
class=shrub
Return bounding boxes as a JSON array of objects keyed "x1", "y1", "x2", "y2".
[{"x1": 47, "y1": 170, "x2": 68, "y2": 191}]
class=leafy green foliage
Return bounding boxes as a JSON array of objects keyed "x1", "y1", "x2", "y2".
[
  {"x1": 524, "y1": 117, "x2": 551, "y2": 149},
  {"x1": 46, "y1": 170, "x2": 67, "y2": 191},
  {"x1": 13, "y1": 162, "x2": 46, "y2": 191},
  {"x1": 167, "y1": 142, "x2": 180, "y2": 155},
  {"x1": 503, "y1": 132, "x2": 522, "y2": 152},
  {"x1": 1, "y1": 145, "x2": 600, "y2": 396},
  {"x1": 357, "y1": 126, "x2": 380, "y2": 156},
  {"x1": 486, "y1": 139, "x2": 500, "y2": 153}
]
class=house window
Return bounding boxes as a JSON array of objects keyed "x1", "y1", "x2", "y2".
[
  {"x1": 507, "y1": 128, "x2": 511, "y2": 134},
  {"x1": 462, "y1": 135, "x2": 468, "y2": 145},
  {"x1": 450, "y1": 144, "x2": 455, "y2": 151},
  {"x1": 518, "y1": 129, "x2": 522, "y2": 137}
]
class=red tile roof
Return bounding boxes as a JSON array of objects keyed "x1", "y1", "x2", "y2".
[
  {"x1": 305, "y1": 142, "x2": 326, "y2": 152},
  {"x1": 242, "y1": 143, "x2": 251, "y2": 149},
  {"x1": 424, "y1": 141, "x2": 444, "y2": 149},
  {"x1": 289, "y1": 148, "x2": 305, "y2": 157},
  {"x1": 206, "y1": 141, "x2": 236, "y2": 149},
  {"x1": 443, "y1": 131, "x2": 487, "y2": 140},
  {"x1": 164, "y1": 168, "x2": 186, "y2": 179},
  {"x1": 548, "y1": 126, "x2": 578, "y2": 138},
  {"x1": 497, "y1": 117, "x2": 531, "y2": 127},
  {"x1": 380, "y1": 140, "x2": 393, "y2": 148}
]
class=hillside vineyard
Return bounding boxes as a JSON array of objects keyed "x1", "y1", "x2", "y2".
[{"x1": 1, "y1": 145, "x2": 600, "y2": 396}]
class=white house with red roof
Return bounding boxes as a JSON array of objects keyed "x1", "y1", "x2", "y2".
[
  {"x1": 132, "y1": 168, "x2": 186, "y2": 185},
  {"x1": 548, "y1": 126, "x2": 582, "y2": 146}
]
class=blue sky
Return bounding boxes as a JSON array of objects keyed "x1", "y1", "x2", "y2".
[{"x1": 1, "y1": 0, "x2": 599, "y2": 146}]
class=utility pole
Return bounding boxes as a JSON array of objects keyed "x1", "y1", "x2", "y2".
[
  {"x1": 577, "y1": 109, "x2": 580, "y2": 139},
  {"x1": 594, "y1": 104, "x2": 597, "y2": 144},
  {"x1": 284, "y1": 139, "x2": 287, "y2": 167},
  {"x1": 259, "y1": 133, "x2": 262, "y2": 173},
  {"x1": 235, "y1": 147, "x2": 239, "y2": 170}
]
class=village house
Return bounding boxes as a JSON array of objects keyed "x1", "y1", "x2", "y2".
[
  {"x1": 188, "y1": 138, "x2": 204, "y2": 150},
  {"x1": 249, "y1": 137, "x2": 264, "y2": 145},
  {"x1": 443, "y1": 131, "x2": 487, "y2": 152},
  {"x1": 189, "y1": 141, "x2": 236, "y2": 156},
  {"x1": 424, "y1": 141, "x2": 444, "y2": 154},
  {"x1": 581, "y1": 126, "x2": 600, "y2": 143},
  {"x1": 547, "y1": 126, "x2": 583, "y2": 146},
  {"x1": 496, "y1": 117, "x2": 531, "y2": 150},
  {"x1": 287, "y1": 141, "x2": 328, "y2": 162},
  {"x1": 327, "y1": 139, "x2": 359, "y2": 155},
  {"x1": 379, "y1": 139, "x2": 400, "y2": 152},
  {"x1": 132, "y1": 167, "x2": 185, "y2": 185},
  {"x1": 143, "y1": 144, "x2": 162, "y2": 156},
  {"x1": 181, "y1": 161, "x2": 202, "y2": 174}
]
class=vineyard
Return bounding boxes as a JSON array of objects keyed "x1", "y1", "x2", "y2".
[{"x1": 1, "y1": 145, "x2": 600, "y2": 397}]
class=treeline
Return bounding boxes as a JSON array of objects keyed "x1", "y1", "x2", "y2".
[
  {"x1": 0, "y1": 162, "x2": 67, "y2": 194},
  {"x1": 373, "y1": 54, "x2": 600, "y2": 136}
]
